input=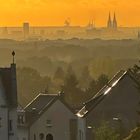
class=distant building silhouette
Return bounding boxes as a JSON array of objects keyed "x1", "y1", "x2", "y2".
[
  {"x1": 107, "y1": 12, "x2": 112, "y2": 28},
  {"x1": 113, "y1": 12, "x2": 117, "y2": 29},
  {"x1": 2, "y1": 27, "x2": 8, "y2": 36},
  {"x1": 107, "y1": 12, "x2": 118, "y2": 29},
  {"x1": 87, "y1": 19, "x2": 95, "y2": 29},
  {"x1": 23, "y1": 22, "x2": 30, "y2": 39},
  {"x1": 138, "y1": 31, "x2": 140, "y2": 39},
  {"x1": 64, "y1": 18, "x2": 71, "y2": 27}
]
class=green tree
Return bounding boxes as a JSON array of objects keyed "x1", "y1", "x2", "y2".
[
  {"x1": 85, "y1": 79, "x2": 98, "y2": 100},
  {"x1": 17, "y1": 67, "x2": 52, "y2": 106},
  {"x1": 97, "y1": 74, "x2": 109, "y2": 90},
  {"x1": 53, "y1": 67, "x2": 65, "y2": 91},
  {"x1": 62, "y1": 65, "x2": 84, "y2": 106},
  {"x1": 53, "y1": 66, "x2": 65, "y2": 80},
  {"x1": 124, "y1": 127, "x2": 140, "y2": 140},
  {"x1": 79, "y1": 66, "x2": 92, "y2": 90},
  {"x1": 94, "y1": 121, "x2": 120, "y2": 140}
]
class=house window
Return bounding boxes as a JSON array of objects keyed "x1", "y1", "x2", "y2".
[
  {"x1": 70, "y1": 119, "x2": 77, "y2": 140},
  {"x1": 46, "y1": 134, "x2": 53, "y2": 140},
  {"x1": 9, "y1": 120, "x2": 12, "y2": 131},
  {"x1": 79, "y1": 130, "x2": 83, "y2": 140},
  {"x1": 46, "y1": 120, "x2": 52, "y2": 127},
  {"x1": 39, "y1": 133, "x2": 44, "y2": 140},
  {"x1": 18, "y1": 115, "x2": 24, "y2": 124},
  {"x1": 34, "y1": 134, "x2": 36, "y2": 140}
]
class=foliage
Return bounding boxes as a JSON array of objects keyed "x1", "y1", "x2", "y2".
[
  {"x1": 94, "y1": 121, "x2": 120, "y2": 140},
  {"x1": 124, "y1": 127, "x2": 140, "y2": 140},
  {"x1": 17, "y1": 65, "x2": 109, "y2": 107},
  {"x1": 17, "y1": 67, "x2": 52, "y2": 105},
  {"x1": 79, "y1": 66, "x2": 92, "y2": 89},
  {"x1": 97, "y1": 74, "x2": 109, "y2": 89}
]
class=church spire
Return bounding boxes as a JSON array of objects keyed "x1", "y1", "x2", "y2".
[
  {"x1": 107, "y1": 12, "x2": 112, "y2": 28},
  {"x1": 113, "y1": 12, "x2": 117, "y2": 29}
]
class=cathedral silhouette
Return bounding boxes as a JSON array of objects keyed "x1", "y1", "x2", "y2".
[{"x1": 107, "y1": 12, "x2": 117, "y2": 29}]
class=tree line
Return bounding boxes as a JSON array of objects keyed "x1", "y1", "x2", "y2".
[{"x1": 17, "y1": 65, "x2": 109, "y2": 108}]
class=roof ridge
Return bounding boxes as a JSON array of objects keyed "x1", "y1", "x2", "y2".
[
  {"x1": 24, "y1": 93, "x2": 42, "y2": 109},
  {"x1": 85, "y1": 70, "x2": 127, "y2": 104},
  {"x1": 38, "y1": 96, "x2": 58, "y2": 114},
  {"x1": 77, "y1": 70, "x2": 127, "y2": 117},
  {"x1": 24, "y1": 93, "x2": 59, "y2": 110}
]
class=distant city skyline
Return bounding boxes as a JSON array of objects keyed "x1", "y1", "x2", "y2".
[{"x1": 0, "y1": 0, "x2": 140, "y2": 27}]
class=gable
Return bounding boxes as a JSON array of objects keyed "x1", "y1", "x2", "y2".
[
  {"x1": 45, "y1": 99, "x2": 76, "y2": 117},
  {"x1": 30, "y1": 99, "x2": 76, "y2": 127},
  {"x1": 25, "y1": 94, "x2": 57, "y2": 113}
]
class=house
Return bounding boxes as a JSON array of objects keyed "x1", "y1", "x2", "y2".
[
  {"x1": 19, "y1": 93, "x2": 78, "y2": 140},
  {"x1": 0, "y1": 62, "x2": 18, "y2": 140},
  {"x1": 17, "y1": 104, "x2": 28, "y2": 140},
  {"x1": 77, "y1": 70, "x2": 140, "y2": 140}
]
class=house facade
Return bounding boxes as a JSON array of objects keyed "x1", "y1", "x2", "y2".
[
  {"x1": 19, "y1": 93, "x2": 78, "y2": 140},
  {"x1": 0, "y1": 63, "x2": 18, "y2": 140},
  {"x1": 77, "y1": 70, "x2": 140, "y2": 140}
]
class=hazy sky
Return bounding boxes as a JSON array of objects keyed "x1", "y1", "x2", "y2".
[{"x1": 0, "y1": 0, "x2": 140, "y2": 26}]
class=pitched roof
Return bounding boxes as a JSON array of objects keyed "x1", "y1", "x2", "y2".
[
  {"x1": 24, "y1": 94, "x2": 58, "y2": 113},
  {"x1": 0, "y1": 64, "x2": 17, "y2": 107},
  {"x1": 77, "y1": 70, "x2": 139, "y2": 118},
  {"x1": 24, "y1": 93, "x2": 76, "y2": 126}
]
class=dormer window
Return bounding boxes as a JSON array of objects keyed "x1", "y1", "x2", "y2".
[{"x1": 46, "y1": 120, "x2": 52, "y2": 127}]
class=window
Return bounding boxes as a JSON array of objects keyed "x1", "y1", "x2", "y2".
[
  {"x1": 79, "y1": 130, "x2": 83, "y2": 140},
  {"x1": 70, "y1": 119, "x2": 77, "y2": 140},
  {"x1": 18, "y1": 115, "x2": 24, "y2": 124},
  {"x1": 46, "y1": 134, "x2": 53, "y2": 140},
  {"x1": 34, "y1": 134, "x2": 36, "y2": 140},
  {"x1": 46, "y1": 120, "x2": 52, "y2": 127},
  {"x1": 39, "y1": 133, "x2": 44, "y2": 140},
  {"x1": 9, "y1": 120, "x2": 12, "y2": 131}
]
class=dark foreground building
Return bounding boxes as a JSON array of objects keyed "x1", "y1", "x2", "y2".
[{"x1": 77, "y1": 70, "x2": 140, "y2": 140}]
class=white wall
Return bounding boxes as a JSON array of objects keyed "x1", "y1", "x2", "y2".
[
  {"x1": 0, "y1": 77, "x2": 8, "y2": 140},
  {"x1": 18, "y1": 127, "x2": 28, "y2": 140},
  {"x1": 30, "y1": 100, "x2": 77, "y2": 140},
  {"x1": 77, "y1": 117, "x2": 86, "y2": 140},
  {"x1": 9, "y1": 108, "x2": 18, "y2": 140}
]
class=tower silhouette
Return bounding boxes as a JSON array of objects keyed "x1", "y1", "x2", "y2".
[
  {"x1": 107, "y1": 12, "x2": 118, "y2": 29},
  {"x1": 107, "y1": 12, "x2": 112, "y2": 28},
  {"x1": 113, "y1": 12, "x2": 117, "y2": 29},
  {"x1": 138, "y1": 31, "x2": 140, "y2": 39}
]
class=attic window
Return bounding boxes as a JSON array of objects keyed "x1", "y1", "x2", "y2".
[{"x1": 46, "y1": 120, "x2": 52, "y2": 127}]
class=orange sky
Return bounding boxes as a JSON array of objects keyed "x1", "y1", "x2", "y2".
[{"x1": 0, "y1": 0, "x2": 140, "y2": 27}]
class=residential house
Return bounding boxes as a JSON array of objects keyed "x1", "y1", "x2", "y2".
[
  {"x1": 0, "y1": 63, "x2": 18, "y2": 140},
  {"x1": 19, "y1": 93, "x2": 78, "y2": 140},
  {"x1": 77, "y1": 70, "x2": 140, "y2": 140}
]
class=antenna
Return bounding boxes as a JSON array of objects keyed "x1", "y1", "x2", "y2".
[{"x1": 12, "y1": 51, "x2": 15, "y2": 64}]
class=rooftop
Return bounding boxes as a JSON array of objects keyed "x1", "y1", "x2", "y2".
[{"x1": 77, "y1": 70, "x2": 137, "y2": 118}]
